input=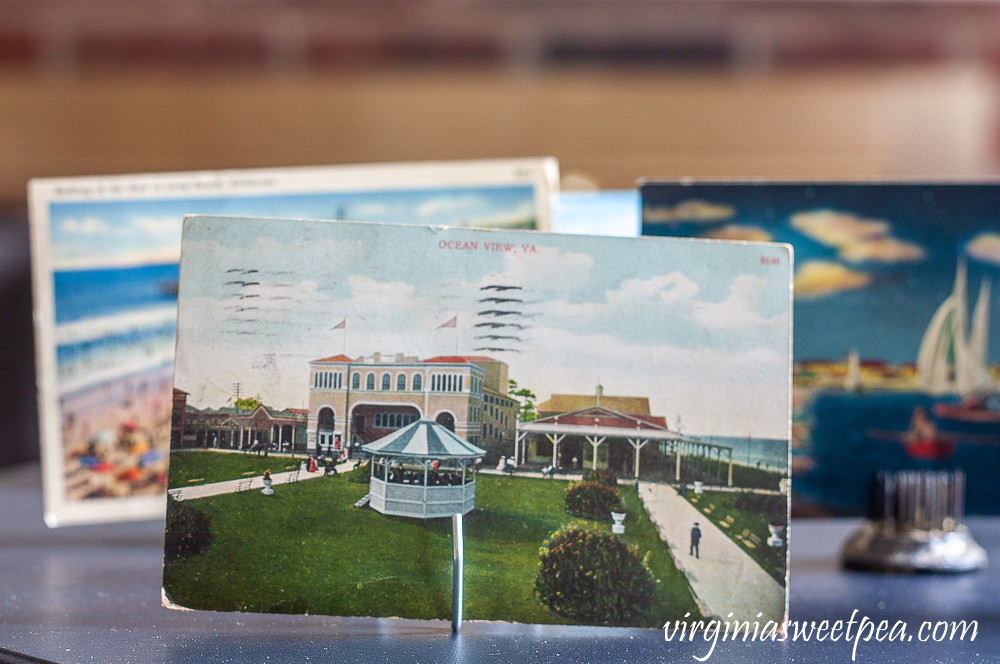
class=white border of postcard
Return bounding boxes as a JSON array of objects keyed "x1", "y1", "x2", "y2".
[{"x1": 29, "y1": 158, "x2": 559, "y2": 526}]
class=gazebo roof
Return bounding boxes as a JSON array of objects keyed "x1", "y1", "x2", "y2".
[{"x1": 361, "y1": 419, "x2": 486, "y2": 459}]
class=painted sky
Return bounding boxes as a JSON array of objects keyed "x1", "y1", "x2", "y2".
[
  {"x1": 642, "y1": 183, "x2": 1000, "y2": 365},
  {"x1": 174, "y1": 217, "x2": 792, "y2": 439},
  {"x1": 48, "y1": 185, "x2": 536, "y2": 270},
  {"x1": 553, "y1": 190, "x2": 639, "y2": 237}
]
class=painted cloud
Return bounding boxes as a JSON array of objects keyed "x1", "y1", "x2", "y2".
[
  {"x1": 702, "y1": 224, "x2": 773, "y2": 242},
  {"x1": 793, "y1": 260, "x2": 871, "y2": 299},
  {"x1": 791, "y1": 210, "x2": 924, "y2": 264},
  {"x1": 643, "y1": 199, "x2": 735, "y2": 225},
  {"x1": 967, "y1": 232, "x2": 1000, "y2": 266}
]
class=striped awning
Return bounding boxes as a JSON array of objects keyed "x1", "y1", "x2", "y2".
[{"x1": 361, "y1": 419, "x2": 486, "y2": 459}]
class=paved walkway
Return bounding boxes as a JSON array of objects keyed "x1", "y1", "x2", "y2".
[
  {"x1": 638, "y1": 481, "x2": 786, "y2": 623},
  {"x1": 168, "y1": 459, "x2": 362, "y2": 501}
]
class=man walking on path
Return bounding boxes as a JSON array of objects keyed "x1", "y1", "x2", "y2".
[{"x1": 690, "y1": 522, "x2": 702, "y2": 558}]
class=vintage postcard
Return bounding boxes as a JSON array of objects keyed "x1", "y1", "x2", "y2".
[
  {"x1": 163, "y1": 216, "x2": 791, "y2": 627},
  {"x1": 641, "y1": 181, "x2": 1000, "y2": 516},
  {"x1": 28, "y1": 158, "x2": 559, "y2": 526}
]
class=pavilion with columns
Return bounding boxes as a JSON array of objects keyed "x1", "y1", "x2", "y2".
[{"x1": 515, "y1": 404, "x2": 734, "y2": 483}]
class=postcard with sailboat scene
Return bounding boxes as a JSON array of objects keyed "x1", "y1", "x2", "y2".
[
  {"x1": 640, "y1": 181, "x2": 1000, "y2": 516},
  {"x1": 163, "y1": 216, "x2": 792, "y2": 627},
  {"x1": 28, "y1": 158, "x2": 559, "y2": 526}
]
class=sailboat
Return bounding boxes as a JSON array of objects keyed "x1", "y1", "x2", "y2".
[
  {"x1": 916, "y1": 259, "x2": 996, "y2": 397},
  {"x1": 844, "y1": 349, "x2": 861, "y2": 392}
]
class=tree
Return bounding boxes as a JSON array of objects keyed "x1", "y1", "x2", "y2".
[
  {"x1": 508, "y1": 379, "x2": 538, "y2": 422},
  {"x1": 234, "y1": 396, "x2": 260, "y2": 411}
]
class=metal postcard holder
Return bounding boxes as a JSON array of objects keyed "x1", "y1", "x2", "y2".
[{"x1": 842, "y1": 469, "x2": 988, "y2": 573}]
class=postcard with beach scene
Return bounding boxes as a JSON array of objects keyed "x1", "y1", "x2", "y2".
[
  {"x1": 641, "y1": 181, "x2": 1000, "y2": 516},
  {"x1": 28, "y1": 158, "x2": 559, "y2": 526},
  {"x1": 163, "y1": 215, "x2": 791, "y2": 628}
]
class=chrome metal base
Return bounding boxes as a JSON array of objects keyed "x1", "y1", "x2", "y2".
[{"x1": 842, "y1": 522, "x2": 988, "y2": 573}]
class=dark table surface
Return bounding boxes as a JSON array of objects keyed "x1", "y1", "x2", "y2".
[{"x1": 2, "y1": 463, "x2": 998, "y2": 663}]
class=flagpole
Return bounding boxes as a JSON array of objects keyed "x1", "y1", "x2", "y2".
[
  {"x1": 332, "y1": 319, "x2": 347, "y2": 355},
  {"x1": 436, "y1": 315, "x2": 459, "y2": 355}
]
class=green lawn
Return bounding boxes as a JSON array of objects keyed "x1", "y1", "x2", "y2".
[
  {"x1": 162, "y1": 473, "x2": 697, "y2": 626},
  {"x1": 683, "y1": 490, "x2": 787, "y2": 584},
  {"x1": 167, "y1": 450, "x2": 302, "y2": 489}
]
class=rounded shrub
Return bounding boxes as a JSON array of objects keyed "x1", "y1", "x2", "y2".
[
  {"x1": 565, "y1": 480, "x2": 622, "y2": 521},
  {"x1": 534, "y1": 525, "x2": 656, "y2": 626},
  {"x1": 164, "y1": 496, "x2": 213, "y2": 561},
  {"x1": 582, "y1": 468, "x2": 618, "y2": 487}
]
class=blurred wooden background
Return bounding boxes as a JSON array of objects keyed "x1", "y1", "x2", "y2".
[
  {"x1": 0, "y1": 65, "x2": 996, "y2": 203},
  {"x1": 2, "y1": 0, "x2": 1000, "y2": 466},
  {"x1": 2, "y1": 0, "x2": 1000, "y2": 205}
]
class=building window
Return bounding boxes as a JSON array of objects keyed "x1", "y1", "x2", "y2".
[
  {"x1": 352, "y1": 372, "x2": 360, "y2": 390},
  {"x1": 431, "y1": 373, "x2": 467, "y2": 393},
  {"x1": 381, "y1": 373, "x2": 391, "y2": 390},
  {"x1": 366, "y1": 373, "x2": 375, "y2": 390},
  {"x1": 412, "y1": 374, "x2": 422, "y2": 391},
  {"x1": 374, "y1": 413, "x2": 418, "y2": 429},
  {"x1": 397, "y1": 374, "x2": 406, "y2": 391}
]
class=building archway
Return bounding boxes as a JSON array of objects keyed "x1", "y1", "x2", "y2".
[
  {"x1": 316, "y1": 407, "x2": 336, "y2": 452},
  {"x1": 435, "y1": 411, "x2": 456, "y2": 432},
  {"x1": 350, "y1": 403, "x2": 422, "y2": 445}
]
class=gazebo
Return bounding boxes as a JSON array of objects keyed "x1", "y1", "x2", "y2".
[{"x1": 361, "y1": 419, "x2": 486, "y2": 519}]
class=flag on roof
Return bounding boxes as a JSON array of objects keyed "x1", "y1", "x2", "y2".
[
  {"x1": 437, "y1": 316, "x2": 457, "y2": 329},
  {"x1": 331, "y1": 319, "x2": 346, "y2": 330}
]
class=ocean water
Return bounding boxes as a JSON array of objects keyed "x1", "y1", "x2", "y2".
[
  {"x1": 53, "y1": 263, "x2": 179, "y2": 324},
  {"x1": 796, "y1": 390, "x2": 1000, "y2": 514},
  {"x1": 691, "y1": 436, "x2": 790, "y2": 472},
  {"x1": 53, "y1": 264, "x2": 179, "y2": 390}
]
